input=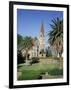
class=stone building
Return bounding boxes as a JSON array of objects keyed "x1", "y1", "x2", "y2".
[
  {"x1": 22, "y1": 23, "x2": 46, "y2": 59},
  {"x1": 39, "y1": 23, "x2": 45, "y2": 52}
]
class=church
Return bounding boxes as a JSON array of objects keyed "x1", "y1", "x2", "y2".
[
  {"x1": 21, "y1": 22, "x2": 61, "y2": 59},
  {"x1": 26, "y1": 23, "x2": 46, "y2": 59}
]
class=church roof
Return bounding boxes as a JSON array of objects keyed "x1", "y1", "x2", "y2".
[
  {"x1": 40, "y1": 23, "x2": 45, "y2": 36},
  {"x1": 32, "y1": 38, "x2": 38, "y2": 46},
  {"x1": 32, "y1": 38, "x2": 35, "y2": 46}
]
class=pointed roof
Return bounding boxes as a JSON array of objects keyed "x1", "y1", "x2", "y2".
[{"x1": 40, "y1": 22, "x2": 45, "y2": 36}]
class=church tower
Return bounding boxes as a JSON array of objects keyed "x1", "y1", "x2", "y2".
[{"x1": 39, "y1": 22, "x2": 45, "y2": 53}]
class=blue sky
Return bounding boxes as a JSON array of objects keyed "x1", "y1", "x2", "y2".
[{"x1": 17, "y1": 9, "x2": 63, "y2": 46}]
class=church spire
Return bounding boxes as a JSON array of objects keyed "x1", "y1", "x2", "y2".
[
  {"x1": 39, "y1": 22, "x2": 45, "y2": 52},
  {"x1": 40, "y1": 22, "x2": 44, "y2": 37}
]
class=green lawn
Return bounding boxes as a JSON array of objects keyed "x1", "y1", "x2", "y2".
[{"x1": 17, "y1": 62, "x2": 63, "y2": 80}]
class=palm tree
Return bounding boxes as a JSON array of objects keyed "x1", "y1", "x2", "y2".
[
  {"x1": 21, "y1": 36, "x2": 33, "y2": 65},
  {"x1": 17, "y1": 35, "x2": 33, "y2": 65},
  {"x1": 17, "y1": 34, "x2": 25, "y2": 64},
  {"x1": 48, "y1": 17, "x2": 63, "y2": 57}
]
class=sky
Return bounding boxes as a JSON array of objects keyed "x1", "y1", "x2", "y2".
[{"x1": 17, "y1": 9, "x2": 63, "y2": 47}]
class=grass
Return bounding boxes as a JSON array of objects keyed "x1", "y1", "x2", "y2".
[
  {"x1": 18, "y1": 62, "x2": 63, "y2": 80},
  {"x1": 47, "y1": 68, "x2": 63, "y2": 75},
  {"x1": 18, "y1": 69, "x2": 42, "y2": 80}
]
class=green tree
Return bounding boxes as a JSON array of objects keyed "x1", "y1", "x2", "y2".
[
  {"x1": 17, "y1": 34, "x2": 25, "y2": 64},
  {"x1": 22, "y1": 36, "x2": 33, "y2": 65},
  {"x1": 17, "y1": 34, "x2": 23, "y2": 45},
  {"x1": 17, "y1": 34, "x2": 24, "y2": 51},
  {"x1": 48, "y1": 17, "x2": 63, "y2": 57}
]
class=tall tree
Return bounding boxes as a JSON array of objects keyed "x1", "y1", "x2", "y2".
[
  {"x1": 21, "y1": 36, "x2": 33, "y2": 65},
  {"x1": 48, "y1": 17, "x2": 63, "y2": 57},
  {"x1": 17, "y1": 34, "x2": 24, "y2": 64},
  {"x1": 17, "y1": 34, "x2": 23, "y2": 51},
  {"x1": 17, "y1": 34, "x2": 23, "y2": 45}
]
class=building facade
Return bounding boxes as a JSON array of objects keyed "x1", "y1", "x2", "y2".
[
  {"x1": 39, "y1": 23, "x2": 45, "y2": 53},
  {"x1": 22, "y1": 23, "x2": 46, "y2": 59}
]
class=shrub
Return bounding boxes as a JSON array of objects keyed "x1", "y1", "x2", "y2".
[
  {"x1": 48, "y1": 68, "x2": 63, "y2": 76},
  {"x1": 30, "y1": 57, "x2": 39, "y2": 64},
  {"x1": 17, "y1": 50, "x2": 25, "y2": 64}
]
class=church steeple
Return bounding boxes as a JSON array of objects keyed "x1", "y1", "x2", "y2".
[
  {"x1": 40, "y1": 22, "x2": 44, "y2": 37},
  {"x1": 39, "y1": 22, "x2": 45, "y2": 52}
]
